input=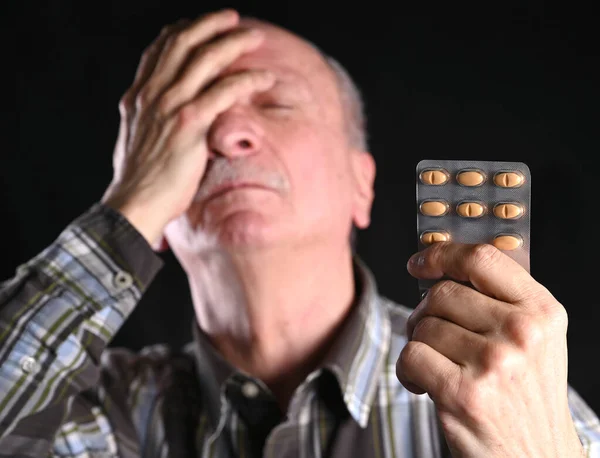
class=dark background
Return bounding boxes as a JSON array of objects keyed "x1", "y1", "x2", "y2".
[{"x1": 2, "y1": 0, "x2": 599, "y2": 414}]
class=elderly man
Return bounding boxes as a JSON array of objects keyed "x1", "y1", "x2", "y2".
[{"x1": 0, "y1": 9, "x2": 598, "y2": 458}]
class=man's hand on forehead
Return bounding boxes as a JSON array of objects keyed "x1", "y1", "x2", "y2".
[
  {"x1": 101, "y1": 9, "x2": 276, "y2": 248},
  {"x1": 141, "y1": 12, "x2": 268, "y2": 116}
]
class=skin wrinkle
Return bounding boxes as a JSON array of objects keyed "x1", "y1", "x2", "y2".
[
  {"x1": 241, "y1": 16, "x2": 368, "y2": 152},
  {"x1": 187, "y1": 23, "x2": 366, "y2": 246},
  {"x1": 74, "y1": 10, "x2": 591, "y2": 457},
  {"x1": 161, "y1": 16, "x2": 376, "y2": 411}
]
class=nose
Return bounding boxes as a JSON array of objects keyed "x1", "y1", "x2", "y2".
[{"x1": 206, "y1": 112, "x2": 262, "y2": 159}]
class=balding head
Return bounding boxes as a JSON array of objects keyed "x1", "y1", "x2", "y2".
[
  {"x1": 167, "y1": 12, "x2": 376, "y2": 255},
  {"x1": 238, "y1": 17, "x2": 368, "y2": 152}
]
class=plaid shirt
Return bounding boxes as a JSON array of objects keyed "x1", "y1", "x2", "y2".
[{"x1": 1, "y1": 203, "x2": 599, "y2": 457}]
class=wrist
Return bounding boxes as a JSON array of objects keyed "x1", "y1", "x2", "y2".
[{"x1": 102, "y1": 197, "x2": 166, "y2": 247}]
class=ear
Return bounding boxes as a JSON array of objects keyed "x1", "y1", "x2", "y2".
[
  {"x1": 351, "y1": 151, "x2": 376, "y2": 229},
  {"x1": 151, "y1": 235, "x2": 170, "y2": 252}
]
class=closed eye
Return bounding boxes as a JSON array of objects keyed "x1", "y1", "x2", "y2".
[{"x1": 259, "y1": 103, "x2": 294, "y2": 110}]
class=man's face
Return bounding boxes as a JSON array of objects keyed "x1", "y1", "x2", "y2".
[{"x1": 166, "y1": 19, "x2": 375, "y2": 255}]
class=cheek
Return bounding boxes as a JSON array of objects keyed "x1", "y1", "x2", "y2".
[{"x1": 277, "y1": 126, "x2": 352, "y2": 211}]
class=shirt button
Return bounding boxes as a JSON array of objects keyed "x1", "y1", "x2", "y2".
[
  {"x1": 241, "y1": 381, "x2": 260, "y2": 399},
  {"x1": 20, "y1": 356, "x2": 41, "y2": 375},
  {"x1": 113, "y1": 271, "x2": 133, "y2": 290}
]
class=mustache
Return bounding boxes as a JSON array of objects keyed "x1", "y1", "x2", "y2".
[{"x1": 193, "y1": 157, "x2": 289, "y2": 202}]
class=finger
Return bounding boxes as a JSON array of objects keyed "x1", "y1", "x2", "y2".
[
  {"x1": 134, "y1": 20, "x2": 190, "y2": 85},
  {"x1": 176, "y1": 70, "x2": 276, "y2": 133},
  {"x1": 396, "y1": 340, "x2": 461, "y2": 403},
  {"x1": 119, "y1": 20, "x2": 188, "y2": 115},
  {"x1": 116, "y1": 24, "x2": 183, "y2": 158},
  {"x1": 158, "y1": 27, "x2": 265, "y2": 116},
  {"x1": 407, "y1": 242, "x2": 546, "y2": 304},
  {"x1": 142, "y1": 9, "x2": 240, "y2": 105},
  {"x1": 407, "y1": 280, "x2": 510, "y2": 336},
  {"x1": 409, "y1": 315, "x2": 487, "y2": 365}
]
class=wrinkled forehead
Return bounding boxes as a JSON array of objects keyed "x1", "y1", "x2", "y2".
[{"x1": 228, "y1": 17, "x2": 338, "y2": 95}]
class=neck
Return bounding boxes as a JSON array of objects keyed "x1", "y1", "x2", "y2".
[{"x1": 189, "y1": 240, "x2": 356, "y2": 411}]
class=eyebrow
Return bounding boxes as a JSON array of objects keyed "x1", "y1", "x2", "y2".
[{"x1": 270, "y1": 71, "x2": 313, "y2": 100}]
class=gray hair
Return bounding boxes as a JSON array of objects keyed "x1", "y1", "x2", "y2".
[
  {"x1": 303, "y1": 43, "x2": 370, "y2": 252},
  {"x1": 322, "y1": 54, "x2": 368, "y2": 251},
  {"x1": 307, "y1": 51, "x2": 368, "y2": 252},
  {"x1": 304, "y1": 39, "x2": 368, "y2": 151},
  {"x1": 323, "y1": 55, "x2": 369, "y2": 152},
  {"x1": 238, "y1": 18, "x2": 368, "y2": 151}
]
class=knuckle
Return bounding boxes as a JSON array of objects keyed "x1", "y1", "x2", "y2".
[
  {"x1": 159, "y1": 26, "x2": 170, "y2": 37},
  {"x1": 162, "y1": 33, "x2": 177, "y2": 51},
  {"x1": 427, "y1": 238, "x2": 447, "y2": 257},
  {"x1": 237, "y1": 72, "x2": 264, "y2": 92},
  {"x1": 218, "y1": 74, "x2": 241, "y2": 92},
  {"x1": 173, "y1": 30, "x2": 192, "y2": 49},
  {"x1": 197, "y1": 45, "x2": 218, "y2": 63},
  {"x1": 229, "y1": 27, "x2": 257, "y2": 44},
  {"x1": 481, "y1": 340, "x2": 520, "y2": 373},
  {"x1": 419, "y1": 241, "x2": 444, "y2": 268},
  {"x1": 535, "y1": 286, "x2": 566, "y2": 316},
  {"x1": 429, "y1": 279, "x2": 458, "y2": 301},
  {"x1": 142, "y1": 41, "x2": 161, "y2": 60},
  {"x1": 411, "y1": 316, "x2": 437, "y2": 341},
  {"x1": 156, "y1": 101, "x2": 170, "y2": 119},
  {"x1": 139, "y1": 51, "x2": 151, "y2": 67},
  {"x1": 157, "y1": 92, "x2": 175, "y2": 117},
  {"x1": 176, "y1": 104, "x2": 198, "y2": 127},
  {"x1": 550, "y1": 305, "x2": 569, "y2": 331},
  {"x1": 160, "y1": 23, "x2": 177, "y2": 36},
  {"x1": 469, "y1": 243, "x2": 503, "y2": 270},
  {"x1": 503, "y1": 312, "x2": 544, "y2": 350},
  {"x1": 118, "y1": 92, "x2": 132, "y2": 112},
  {"x1": 135, "y1": 87, "x2": 154, "y2": 109},
  {"x1": 399, "y1": 341, "x2": 424, "y2": 369},
  {"x1": 141, "y1": 43, "x2": 155, "y2": 59},
  {"x1": 249, "y1": 71, "x2": 265, "y2": 85}
]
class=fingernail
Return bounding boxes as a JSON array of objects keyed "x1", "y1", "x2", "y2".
[{"x1": 409, "y1": 253, "x2": 424, "y2": 266}]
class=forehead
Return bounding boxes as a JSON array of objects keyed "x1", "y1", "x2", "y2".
[{"x1": 227, "y1": 18, "x2": 337, "y2": 94}]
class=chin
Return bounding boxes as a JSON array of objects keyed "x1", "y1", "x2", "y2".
[
  {"x1": 170, "y1": 210, "x2": 280, "y2": 252},
  {"x1": 212, "y1": 212, "x2": 281, "y2": 250}
]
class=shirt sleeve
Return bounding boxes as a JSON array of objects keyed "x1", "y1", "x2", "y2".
[
  {"x1": 0, "y1": 202, "x2": 164, "y2": 454},
  {"x1": 568, "y1": 385, "x2": 600, "y2": 457}
]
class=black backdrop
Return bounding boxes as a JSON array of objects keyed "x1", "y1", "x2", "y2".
[{"x1": 2, "y1": 1, "x2": 599, "y2": 415}]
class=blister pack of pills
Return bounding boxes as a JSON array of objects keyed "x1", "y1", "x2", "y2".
[{"x1": 416, "y1": 159, "x2": 531, "y2": 296}]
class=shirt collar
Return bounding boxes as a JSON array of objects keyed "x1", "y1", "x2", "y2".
[
  {"x1": 320, "y1": 256, "x2": 391, "y2": 427},
  {"x1": 190, "y1": 255, "x2": 391, "y2": 429}
]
